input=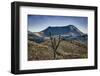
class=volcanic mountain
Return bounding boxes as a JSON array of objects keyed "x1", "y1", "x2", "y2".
[
  {"x1": 28, "y1": 25, "x2": 87, "y2": 44},
  {"x1": 41, "y1": 25, "x2": 84, "y2": 37}
]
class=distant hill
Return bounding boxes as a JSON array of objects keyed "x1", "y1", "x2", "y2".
[{"x1": 28, "y1": 31, "x2": 44, "y2": 43}]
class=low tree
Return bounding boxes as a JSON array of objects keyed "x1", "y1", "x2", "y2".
[{"x1": 49, "y1": 32, "x2": 62, "y2": 59}]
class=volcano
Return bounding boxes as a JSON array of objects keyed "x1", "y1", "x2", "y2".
[{"x1": 41, "y1": 25, "x2": 84, "y2": 37}]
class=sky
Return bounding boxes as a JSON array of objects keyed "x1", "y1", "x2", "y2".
[{"x1": 28, "y1": 15, "x2": 88, "y2": 33}]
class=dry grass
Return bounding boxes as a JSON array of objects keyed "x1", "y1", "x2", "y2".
[
  {"x1": 28, "y1": 39, "x2": 88, "y2": 61},
  {"x1": 28, "y1": 40, "x2": 54, "y2": 60}
]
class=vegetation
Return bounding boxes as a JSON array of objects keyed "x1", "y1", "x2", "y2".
[
  {"x1": 28, "y1": 39, "x2": 88, "y2": 61},
  {"x1": 49, "y1": 32, "x2": 62, "y2": 59}
]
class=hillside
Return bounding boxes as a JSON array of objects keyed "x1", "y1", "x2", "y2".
[{"x1": 28, "y1": 39, "x2": 87, "y2": 61}]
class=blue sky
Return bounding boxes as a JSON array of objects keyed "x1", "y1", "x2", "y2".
[{"x1": 28, "y1": 15, "x2": 88, "y2": 33}]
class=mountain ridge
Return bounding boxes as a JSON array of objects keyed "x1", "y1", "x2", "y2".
[{"x1": 41, "y1": 25, "x2": 84, "y2": 37}]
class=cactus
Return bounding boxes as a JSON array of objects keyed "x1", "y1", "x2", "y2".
[{"x1": 49, "y1": 32, "x2": 62, "y2": 59}]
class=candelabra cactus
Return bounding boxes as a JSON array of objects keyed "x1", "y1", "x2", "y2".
[{"x1": 49, "y1": 32, "x2": 62, "y2": 59}]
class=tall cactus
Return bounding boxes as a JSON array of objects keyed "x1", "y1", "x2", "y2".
[{"x1": 49, "y1": 32, "x2": 62, "y2": 59}]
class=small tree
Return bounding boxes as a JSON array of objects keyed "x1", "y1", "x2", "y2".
[{"x1": 49, "y1": 32, "x2": 62, "y2": 59}]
